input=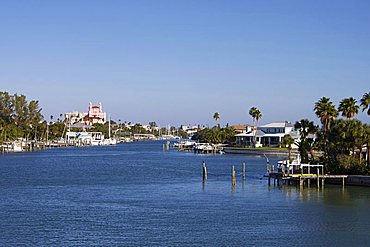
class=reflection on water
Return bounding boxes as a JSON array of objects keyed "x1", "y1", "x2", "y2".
[
  {"x1": 274, "y1": 183, "x2": 369, "y2": 208},
  {"x1": 0, "y1": 141, "x2": 369, "y2": 246}
]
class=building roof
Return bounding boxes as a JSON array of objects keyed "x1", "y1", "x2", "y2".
[
  {"x1": 231, "y1": 125, "x2": 247, "y2": 131},
  {"x1": 235, "y1": 130, "x2": 266, "y2": 137},
  {"x1": 70, "y1": 123, "x2": 94, "y2": 129},
  {"x1": 260, "y1": 122, "x2": 294, "y2": 128}
]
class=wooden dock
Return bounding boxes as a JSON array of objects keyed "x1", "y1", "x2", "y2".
[
  {"x1": 266, "y1": 172, "x2": 348, "y2": 188},
  {"x1": 265, "y1": 159, "x2": 348, "y2": 189}
]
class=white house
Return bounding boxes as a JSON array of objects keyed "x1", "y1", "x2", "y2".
[{"x1": 235, "y1": 121, "x2": 299, "y2": 148}]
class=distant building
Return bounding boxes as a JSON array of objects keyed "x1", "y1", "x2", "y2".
[
  {"x1": 86, "y1": 103, "x2": 106, "y2": 125},
  {"x1": 65, "y1": 111, "x2": 86, "y2": 125},
  {"x1": 180, "y1": 125, "x2": 202, "y2": 137},
  {"x1": 65, "y1": 102, "x2": 107, "y2": 126},
  {"x1": 235, "y1": 121, "x2": 299, "y2": 148}
]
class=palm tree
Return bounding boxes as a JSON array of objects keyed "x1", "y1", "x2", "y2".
[
  {"x1": 364, "y1": 124, "x2": 370, "y2": 166},
  {"x1": 294, "y1": 119, "x2": 317, "y2": 140},
  {"x1": 294, "y1": 119, "x2": 318, "y2": 162},
  {"x1": 360, "y1": 92, "x2": 370, "y2": 116},
  {"x1": 314, "y1": 97, "x2": 338, "y2": 164},
  {"x1": 249, "y1": 107, "x2": 262, "y2": 147},
  {"x1": 254, "y1": 109, "x2": 262, "y2": 127},
  {"x1": 213, "y1": 112, "x2": 220, "y2": 128},
  {"x1": 282, "y1": 134, "x2": 295, "y2": 162},
  {"x1": 338, "y1": 97, "x2": 359, "y2": 119},
  {"x1": 249, "y1": 107, "x2": 257, "y2": 125},
  {"x1": 314, "y1": 97, "x2": 338, "y2": 133}
]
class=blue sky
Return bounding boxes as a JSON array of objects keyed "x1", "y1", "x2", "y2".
[{"x1": 1, "y1": 0, "x2": 369, "y2": 126}]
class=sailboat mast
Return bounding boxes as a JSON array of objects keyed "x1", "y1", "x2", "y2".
[{"x1": 108, "y1": 115, "x2": 111, "y2": 139}]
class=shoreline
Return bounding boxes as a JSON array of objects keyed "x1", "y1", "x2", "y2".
[
  {"x1": 223, "y1": 146, "x2": 299, "y2": 156},
  {"x1": 326, "y1": 175, "x2": 370, "y2": 187}
]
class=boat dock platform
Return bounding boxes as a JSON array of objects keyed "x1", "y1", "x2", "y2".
[
  {"x1": 266, "y1": 172, "x2": 348, "y2": 188},
  {"x1": 265, "y1": 159, "x2": 348, "y2": 188}
]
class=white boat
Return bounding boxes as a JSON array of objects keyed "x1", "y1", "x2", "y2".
[{"x1": 2, "y1": 141, "x2": 23, "y2": 152}]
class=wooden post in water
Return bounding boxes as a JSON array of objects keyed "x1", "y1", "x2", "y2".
[
  {"x1": 266, "y1": 161, "x2": 270, "y2": 174},
  {"x1": 322, "y1": 166, "x2": 325, "y2": 189},
  {"x1": 299, "y1": 176, "x2": 303, "y2": 189},
  {"x1": 316, "y1": 167, "x2": 320, "y2": 189},
  {"x1": 342, "y1": 177, "x2": 345, "y2": 188},
  {"x1": 202, "y1": 161, "x2": 207, "y2": 181},
  {"x1": 271, "y1": 163, "x2": 274, "y2": 173},
  {"x1": 242, "y1": 161, "x2": 246, "y2": 180},
  {"x1": 231, "y1": 165, "x2": 236, "y2": 192},
  {"x1": 232, "y1": 165, "x2": 236, "y2": 185},
  {"x1": 308, "y1": 166, "x2": 311, "y2": 187},
  {"x1": 166, "y1": 141, "x2": 170, "y2": 151}
]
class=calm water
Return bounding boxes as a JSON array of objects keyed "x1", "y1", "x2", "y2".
[{"x1": 0, "y1": 141, "x2": 369, "y2": 246}]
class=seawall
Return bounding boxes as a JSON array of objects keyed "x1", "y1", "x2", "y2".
[
  {"x1": 223, "y1": 147, "x2": 299, "y2": 157},
  {"x1": 324, "y1": 175, "x2": 370, "y2": 187}
]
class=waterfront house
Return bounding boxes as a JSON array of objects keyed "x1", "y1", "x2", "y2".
[
  {"x1": 180, "y1": 125, "x2": 203, "y2": 137},
  {"x1": 235, "y1": 121, "x2": 299, "y2": 148}
]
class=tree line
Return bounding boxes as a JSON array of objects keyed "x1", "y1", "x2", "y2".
[
  {"x1": 202, "y1": 93, "x2": 369, "y2": 175},
  {"x1": 0, "y1": 92, "x2": 187, "y2": 142},
  {"x1": 280, "y1": 93, "x2": 369, "y2": 175},
  {"x1": 307, "y1": 93, "x2": 370, "y2": 174},
  {"x1": 0, "y1": 91, "x2": 44, "y2": 142}
]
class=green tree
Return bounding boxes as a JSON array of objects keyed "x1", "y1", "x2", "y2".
[
  {"x1": 249, "y1": 107, "x2": 256, "y2": 125},
  {"x1": 314, "y1": 97, "x2": 338, "y2": 164},
  {"x1": 360, "y1": 92, "x2": 370, "y2": 116},
  {"x1": 0, "y1": 92, "x2": 44, "y2": 140},
  {"x1": 192, "y1": 127, "x2": 235, "y2": 144},
  {"x1": 27, "y1": 100, "x2": 43, "y2": 140},
  {"x1": 49, "y1": 122, "x2": 66, "y2": 140},
  {"x1": 294, "y1": 119, "x2": 318, "y2": 163},
  {"x1": 326, "y1": 119, "x2": 368, "y2": 174},
  {"x1": 363, "y1": 124, "x2": 370, "y2": 166},
  {"x1": 282, "y1": 134, "x2": 295, "y2": 162},
  {"x1": 338, "y1": 97, "x2": 359, "y2": 119},
  {"x1": 249, "y1": 107, "x2": 262, "y2": 147},
  {"x1": 314, "y1": 97, "x2": 338, "y2": 133},
  {"x1": 0, "y1": 92, "x2": 14, "y2": 125},
  {"x1": 213, "y1": 112, "x2": 220, "y2": 128}
]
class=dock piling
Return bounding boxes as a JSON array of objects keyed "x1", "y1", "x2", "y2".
[
  {"x1": 202, "y1": 161, "x2": 207, "y2": 181},
  {"x1": 232, "y1": 165, "x2": 236, "y2": 185},
  {"x1": 317, "y1": 168, "x2": 320, "y2": 189},
  {"x1": 242, "y1": 161, "x2": 246, "y2": 180}
]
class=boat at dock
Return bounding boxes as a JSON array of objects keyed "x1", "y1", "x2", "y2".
[
  {"x1": 66, "y1": 131, "x2": 117, "y2": 146},
  {"x1": 1, "y1": 141, "x2": 23, "y2": 152},
  {"x1": 176, "y1": 140, "x2": 196, "y2": 151},
  {"x1": 176, "y1": 140, "x2": 224, "y2": 154}
]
